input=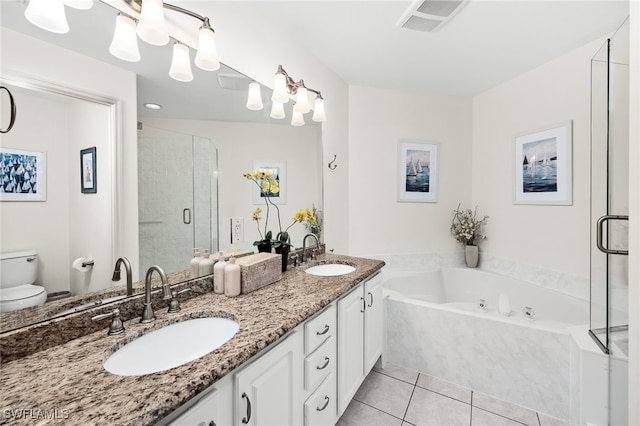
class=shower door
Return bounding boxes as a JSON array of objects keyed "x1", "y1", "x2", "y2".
[
  {"x1": 589, "y1": 17, "x2": 629, "y2": 426},
  {"x1": 138, "y1": 125, "x2": 218, "y2": 279}
]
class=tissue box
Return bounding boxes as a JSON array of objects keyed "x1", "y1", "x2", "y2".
[{"x1": 235, "y1": 252, "x2": 282, "y2": 294}]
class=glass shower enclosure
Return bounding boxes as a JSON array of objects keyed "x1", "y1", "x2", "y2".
[
  {"x1": 138, "y1": 125, "x2": 219, "y2": 279},
  {"x1": 589, "y1": 16, "x2": 629, "y2": 425}
]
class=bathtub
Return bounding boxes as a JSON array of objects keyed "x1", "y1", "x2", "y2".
[{"x1": 383, "y1": 267, "x2": 589, "y2": 420}]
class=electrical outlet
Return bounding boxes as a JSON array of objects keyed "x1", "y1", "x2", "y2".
[{"x1": 231, "y1": 218, "x2": 244, "y2": 243}]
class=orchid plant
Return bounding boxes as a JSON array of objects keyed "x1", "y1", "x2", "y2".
[{"x1": 245, "y1": 171, "x2": 317, "y2": 249}]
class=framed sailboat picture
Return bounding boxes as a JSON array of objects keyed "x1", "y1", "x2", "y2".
[
  {"x1": 0, "y1": 148, "x2": 47, "y2": 201},
  {"x1": 513, "y1": 121, "x2": 572, "y2": 205},
  {"x1": 397, "y1": 140, "x2": 439, "y2": 203}
]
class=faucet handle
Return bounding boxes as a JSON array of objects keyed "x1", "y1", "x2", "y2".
[
  {"x1": 92, "y1": 308, "x2": 125, "y2": 336},
  {"x1": 290, "y1": 253, "x2": 299, "y2": 267},
  {"x1": 168, "y1": 288, "x2": 191, "y2": 313},
  {"x1": 311, "y1": 249, "x2": 317, "y2": 261}
]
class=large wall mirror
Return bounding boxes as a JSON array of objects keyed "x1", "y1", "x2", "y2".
[{"x1": 0, "y1": 0, "x2": 322, "y2": 332}]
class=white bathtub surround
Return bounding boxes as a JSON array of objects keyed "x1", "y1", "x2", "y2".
[
  {"x1": 370, "y1": 251, "x2": 590, "y2": 303},
  {"x1": 383, "y1": 267, "x2": 591, "y2": 420}
]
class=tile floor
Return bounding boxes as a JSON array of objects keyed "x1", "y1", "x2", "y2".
[{"x1": 336, "y1": 363, "x2": 570, "y2": 426}]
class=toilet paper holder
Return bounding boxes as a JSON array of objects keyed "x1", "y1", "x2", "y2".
[{"x1": 81, "y1": 260, "x2": 95, "y2": 268}]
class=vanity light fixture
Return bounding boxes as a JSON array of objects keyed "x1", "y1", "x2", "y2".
[
  {"x1": 246, "y1": 82, "x2": 263, "y2": 111},
  {"x1": 23, "y1": 0, "x2": 221, "y2": 82},
  {"x1": 262, "y1": 65, "x2": 326, "y2": 125}
]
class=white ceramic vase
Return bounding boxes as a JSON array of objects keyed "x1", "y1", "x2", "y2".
[{"x1": 464, "y1": 245, "x2": 478, "y2": 268}]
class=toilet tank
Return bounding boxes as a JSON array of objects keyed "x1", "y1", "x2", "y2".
[{"x1": 0, "y1": 250, "x2": 38, "y2": 289}]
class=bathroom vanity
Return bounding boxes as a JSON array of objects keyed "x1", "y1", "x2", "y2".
[{"x1": 0, "y1": 253, "x2": 384, "y2": 425}]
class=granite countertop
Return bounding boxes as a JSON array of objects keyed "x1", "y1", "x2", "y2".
[{"x1": 0, "y1": 254, "x2": 384, "y2": 425}]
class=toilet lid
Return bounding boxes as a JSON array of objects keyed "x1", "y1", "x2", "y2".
[{"x1": 0, "y1": 284, "x2": 46, "y2": 302}]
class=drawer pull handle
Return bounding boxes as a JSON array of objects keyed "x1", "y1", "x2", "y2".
[
  {"x1": 361, "y1": 296, "x2": 365, "y2": 313},
  {"x1": 241, "y1": 392, "x2": 252, "y2": 424},
  {"x1": 316, "y1": 324, "x2": 330, "y2": 336},
  {"x1": 367, "y1": 292, "x2": 374, "y2": 307},
  {"x1": 316, "y1": 396, "x2": 330, "y2": 412},
  {"x1": 316, "y1": 356, "x2": 330, "y2": 370}
]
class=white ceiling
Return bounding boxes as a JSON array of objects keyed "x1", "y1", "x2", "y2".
[
  {"x1": 251, "y1": 0, "x2": 629, "y2": 96},
  {"x1": 1, "y1": 0, "x2": 630, "y2": 119}
]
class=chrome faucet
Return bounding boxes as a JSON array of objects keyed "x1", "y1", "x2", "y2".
[
  {"x1": 301, "y1": 233, "x2": 320, "y2": 263},
  {"x1": 141, "y1": 265, "x2": 170, "y2": 324},
  {"x1": 112, "y1": 257, "x2": 133, "y2": 296}
]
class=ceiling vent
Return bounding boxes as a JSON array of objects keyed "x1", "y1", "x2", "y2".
[
  {"x1": 398, "y1": 0, "x2": 468, "y2": 32},
  {"x1": 217, "y1": 73, "x2": 250, "y2": 90}
]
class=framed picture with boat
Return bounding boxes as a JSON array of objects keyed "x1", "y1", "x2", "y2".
[
  {"x1": 513, "y1": 121, "x2": 573, "y2": 205},
  {"x1": 397, "y1": 140, "x2": 439, "y2": 203}
]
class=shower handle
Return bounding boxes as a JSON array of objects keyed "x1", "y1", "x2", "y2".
[{"x1": 596, "y1": 215, "x2": 628, "y2": 255}]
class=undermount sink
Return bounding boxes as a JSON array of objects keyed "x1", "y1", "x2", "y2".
[
  {"x1": 305, "y1": 263, "x2": 356, "y2": 277},
  {"x1": 103, "y1": 317, "x2": 239, "y2": 376}
]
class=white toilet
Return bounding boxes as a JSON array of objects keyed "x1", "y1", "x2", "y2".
[{"x1": 0, "y1": 250, "x2": 48, "y2": 313}]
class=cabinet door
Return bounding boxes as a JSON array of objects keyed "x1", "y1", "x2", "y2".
[
  {"x1": 364, "y1": 273, "x2": 384, "y2": 374},
  {"x1": 235, "y1": 331, "x2": 302, "y2": 426},
  {"x1": 337, "y1": 285, "x2": 365, "y2": 416},
  {"x1": 169, "y1": 374, "x2": 233, "y2": 426}
]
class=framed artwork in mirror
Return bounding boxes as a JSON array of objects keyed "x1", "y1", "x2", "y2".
[
  {"x1": 253, "y1": 160, "x2": 287, "y2": 205},
  {"x1": 513, "y1": 121, "x2": 572, "y2": 205},
  {"x1": 0, "y1": 147, "x2": 47, "y2": 201},
  {"x1": 80, "y1": 147, "x2": 97, "y2": 194},
  {"x1": 397, "y1": 140, "x2": 439, "y2": 203}
]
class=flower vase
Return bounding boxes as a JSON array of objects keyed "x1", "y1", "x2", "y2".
[
  {"x1": 464, "y1": 245, "x2": 479, "y2": 268},
  {"x1": 275, "y1": 245, "x2": 290, "y2": 272},
  {"x1": 257, "y1": 241, "x2": 272, "y2": 253}
]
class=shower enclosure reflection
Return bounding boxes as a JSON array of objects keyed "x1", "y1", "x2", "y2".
[{"x1": 138, "y1": 125, "x2": 218, "y2": 279}]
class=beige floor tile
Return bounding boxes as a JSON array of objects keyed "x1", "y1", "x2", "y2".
[
  {"x1": 416, "y1": 373, "x2": 472, "y2": 404},
  {"x1": 373, "y1": 362, "x2": 420, "y2": 384},
  {"x1": 337, "y1": 399, "x2": 403, "y2": 426},
  {"x1": 353, "y1": 371, "x2": 414, "y2": 419},
  {"x1": 404, "y1": 387, "x2": 471, "y2": 426},
  {"x1": 472, "y1": 407, "x2": 530, "y2": 426}
]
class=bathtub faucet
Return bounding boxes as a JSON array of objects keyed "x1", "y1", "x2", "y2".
[{"x1": 478, "y1": 299, "x2": 488, "y2": 312}]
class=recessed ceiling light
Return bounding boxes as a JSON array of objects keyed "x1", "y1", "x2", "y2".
[{"x1": 144, "y1": 102, "x2": 163, "y2": 110}]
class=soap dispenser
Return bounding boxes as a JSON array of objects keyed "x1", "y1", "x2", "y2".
[
  {"x1": 213, "y1": 252, "x2": 227, "y2": 294},
  {"x1": 190, "y1": 248, "x2": 202, "y2": 278},
  {"x1": 198, "y1": 249, "x2": 214, "y2": 277},
  {"x1": 224, "y1": 257, "x2": 241, "y2": 297}
]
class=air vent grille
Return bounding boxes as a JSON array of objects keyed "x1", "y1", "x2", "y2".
[{"x1": 399, "y1": 0, "x2": 468, "y2": 32}]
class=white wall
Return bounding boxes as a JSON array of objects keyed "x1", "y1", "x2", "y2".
[
  {"x1": 0, "y1": 91, "x2": 71, "y2": 293},
  {"x1": 347, "y1": 86, "x2": 472, "y2": 256},
  {"x1": 471, "y1": 38, "x2": 604, "y2": 279},
  {"x1": 140, "y1": 118, "x2": 322, "y2": 251},
  {"x1": 1, "y1": 28, "x2": 139, "y2": 291}
]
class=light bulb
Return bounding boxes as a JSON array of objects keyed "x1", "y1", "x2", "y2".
[
  {"x1": 270, "y1": 102, "x2": 285, "y2": 119},
  {"x1": 293, "y1": 86, "x2": 311, "y2": 114},
  {"x1": 169, "y1": 42, "x2": 193, "y2": 82},
  {"x1": 272, "y1": 70, "x2": 289, "y2": 104},
  {"x1": 246, "y1": 82, "x2": 263, "y2": 111},
  {"x1": 194, "y1": 21, "x2": 220, "y2": 71},
  {"x1": 136, "y1": 0, "x2": 169, "y2": 46},
  {"x1": 63, "y1": 0, "x2": 93, "y2": 9},
  {"x1": 24, "y1": 0, "x2": 69, "y2": 34},
  {"x1": 109, "y1": 14, "x2": 140, "y2": 62},
  {"x1": 312, "y1": 95, "x2": 326, "y2": 122},
  {"x1": 291, "y1": 109, "x2": 304, "y2": 126}
]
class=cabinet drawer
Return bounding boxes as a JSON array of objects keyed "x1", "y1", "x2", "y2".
[
  {"x1": 304, "y1": 373, "x2": 337, "y2": 426},
  {"x1": 304, "y1": 335, "x2": 335, "y2": 391},
  {"x1": 304, "y1": 303, "x2": 336, "y2": 355}
]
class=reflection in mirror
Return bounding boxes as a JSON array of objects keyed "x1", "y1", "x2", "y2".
[{"x1": 0, "y1": 0, "x2": 323, "y2": 332}]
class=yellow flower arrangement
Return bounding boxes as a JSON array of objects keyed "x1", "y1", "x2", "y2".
[{"x1": 245, "y1": 172, "x2": 316, "y2": 249}]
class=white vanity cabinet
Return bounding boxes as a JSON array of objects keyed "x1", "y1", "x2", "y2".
[
  {"x1": 337, "y1": 272, "x2": 383, "y2": 415},
  {"x1": 168, "y1": 373, "x2": 233, "y2": 426},
  {"x1": 234, "y1": 330, "x2": 303, "y2": 426},
  {"x1": 302, "y1": 304, "x2": 337, "y2": 426}
]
